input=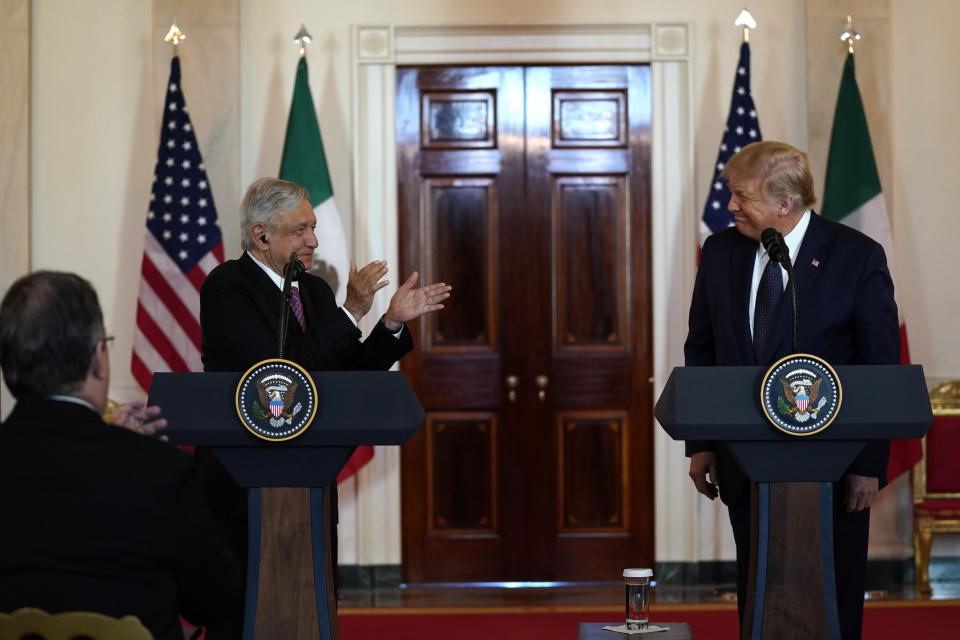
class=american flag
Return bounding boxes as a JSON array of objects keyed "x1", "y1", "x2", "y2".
[
  {"x1": 132, "y1": 56, "x2": 224, "y2": 392},
  {"x1": 700, "y1": 42, "x2": 762, "y2": 246}
]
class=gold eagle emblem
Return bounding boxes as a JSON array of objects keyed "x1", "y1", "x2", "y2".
[{"x1": 256, "y1": 380, "x2": 298, "y2": 418}]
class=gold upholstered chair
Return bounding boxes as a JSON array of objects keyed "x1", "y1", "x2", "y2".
[
  {"x1": 0, "y1": 607, "x2": 153, "y2": 640},
  {"x1": 912, "y1": 379, "x2": 960, "y2": 595}
]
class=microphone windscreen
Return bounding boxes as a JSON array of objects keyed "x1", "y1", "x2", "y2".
[
  {"x1": 291, "y1": 260, "x2": 306, "y2": 280},
  {"x1": 760, "y1": 227, "x2": 779, "y2": 253},
  {"x1": 760, "y1": 227, "x2": 787, "y2": 265},
  {"x1": 284, "y1": 252, "x2": 306, "y2": 281}
]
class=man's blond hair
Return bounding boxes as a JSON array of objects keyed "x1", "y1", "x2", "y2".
[{"x1": 721, "y1": 141, "x2": 816, "y2": 213}]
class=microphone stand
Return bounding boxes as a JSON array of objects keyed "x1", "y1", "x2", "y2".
[
  {"x1": 784, "y1": 260, "x2": 799, "y2": 354},
  {"x1": 277, "y1": 252, "x2": 305, "y2": 359}
]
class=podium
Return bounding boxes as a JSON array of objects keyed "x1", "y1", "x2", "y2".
[
  {"x1": 149, "y1": 370, "x2": 425, "y2": 640},
  {"x1": 655, "y1": 364, "x2": 932, "y2": 640}
]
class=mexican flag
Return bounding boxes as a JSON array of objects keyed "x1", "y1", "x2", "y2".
[
  {"x1": 279, "y1": 57, "x2": 372, "y2": 481},
  {"x1": 821, "y1": 52, "x2": 920, "y2": 481},
  {"x1": 280, "y1": 57, "x2": 349, "y2": 306}
]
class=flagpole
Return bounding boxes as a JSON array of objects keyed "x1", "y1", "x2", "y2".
[
  {"x1": 840, "y1": 14, "x2": 861, "y2": 55},
  {"x1": 163, "y1": 21, "x2": 186, "y2": 57},
  {"x1": 294, "y1": 23, "x2": 313, "y2": 59},
  {"x1": 735, "y1": 8, "x2": 757, "y2": 43}
]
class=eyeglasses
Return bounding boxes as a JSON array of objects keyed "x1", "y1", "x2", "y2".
[{"x1": 91, "y1": 334, "x2": 115, "y2": 354}]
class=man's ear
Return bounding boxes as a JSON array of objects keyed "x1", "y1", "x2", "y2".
[
  {"x1": 250, "y1": 223, "x2": 270, "y2": 249},
  {"x1": 89, "y1": 340, "x2": 109, "y2": 383},
  {"x1": 779, "y1": 196, "x2": 794, "y2": 215}
]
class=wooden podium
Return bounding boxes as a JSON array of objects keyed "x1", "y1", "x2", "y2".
[
  {"x1": 655, "y1": 364, "x2": 932, "y2": 640},
  {"x1": 149, "y1": 370, "x2": 425, "y2": 640}
]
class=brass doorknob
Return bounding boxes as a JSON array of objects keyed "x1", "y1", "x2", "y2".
[
  {"x1": 535, "y1": 374, "x2": 548, "y2": 402},
  {"x1": 506, "y1": 374, "x2": 519, "y2": 403}
]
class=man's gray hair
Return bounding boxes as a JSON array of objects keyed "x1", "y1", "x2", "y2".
[
  {"x1": 0, "y1": 271, "x2": 105, "y2": 399},
  {"x1": 239, "y1": 177, "x2": 310, "y2": 250}
]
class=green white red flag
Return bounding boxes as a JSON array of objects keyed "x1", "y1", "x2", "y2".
[
  {"x1": 279, "y1": 57, "x2": 372, "y2": 482},
  {"x1": 821, "y1": 52, "x2": 920, "y2": 481}
]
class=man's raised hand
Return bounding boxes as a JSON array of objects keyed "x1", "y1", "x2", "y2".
[
  {"x1": 383, "y1": 271, "x2": 452, "y2": 331},
  {"x1": 344, "y1": 260, "x2": 390, "y2": 322}
]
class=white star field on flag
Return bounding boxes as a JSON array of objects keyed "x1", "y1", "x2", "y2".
[{"x1": 145, "y1": 81, "x2": 220, "y2": 267}]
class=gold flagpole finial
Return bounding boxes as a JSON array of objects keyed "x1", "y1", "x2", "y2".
[
  {"x1": 735, "y1": 8, "x2": 758, "y2": 43},
  {"x1": 164, "y1": 21, "x2": 186, "y2": 51},
  {"x1": 840, "y1": 15, "x2": 861, "y2": 54},
  {"x1": 294, "y1": 24, "x2": 313, "y2": 58}
]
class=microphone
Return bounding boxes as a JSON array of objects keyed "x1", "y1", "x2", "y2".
[
  {"x1": 760, "y1": 228, "x2": 791, "y2": 268},
  {"x1": 283, "y1": 252, "x2": 306, "y2": 282},
  {"x1": 277, "y1": 252, "x2": 305, "y2": 358}
]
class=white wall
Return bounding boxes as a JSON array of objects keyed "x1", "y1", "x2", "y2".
[
  {"x1": 891, "y1": 0, "x2": 960, "y2": 379},
  {"x1": 18, "y1": 0, "x2": 960, "y2": 564},
  {"x1": 31, "y1": 1, "x2": 155, "y2": 405},
  {"x1": 891, "y1": 0, "x2": 960, "y2": 557}
]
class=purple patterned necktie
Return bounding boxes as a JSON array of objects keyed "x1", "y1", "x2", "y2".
[
  {"x1": 753, "y1": 256, "x2": 782, "y2": 361},
  {"x1": 289, "y1": 286, "x2": 306, "y2": 332}
]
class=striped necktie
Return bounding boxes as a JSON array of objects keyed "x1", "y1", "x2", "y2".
[{"x1": 289, "y1": 286, "x2": 306, "y2": 332}]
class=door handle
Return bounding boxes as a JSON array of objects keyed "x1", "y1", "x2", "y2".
[
  {"x1": 506, "y1": 374, "x2": 519, "y2": 403},
  {"x1": 535, "y1": 374, "x2": 549, "y2": 402}
]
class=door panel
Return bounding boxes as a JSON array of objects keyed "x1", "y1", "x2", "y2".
[
  {"x1": 398, "y1": 66, "x2": 526, "y2": 582},
  {"x1": 525, "y1": 65, "x2": 653, "y2": 581},
  {"x1": 427, "y1": 413, "x2": 497, "y2": 533},
  {"x1": 423, "y1": 177, "x2": 497, "y2": 351},
  {"x1": 399, "y1": 64, "x2": 652, "y2": 583},
  {"x1": 554, "y1": 176, "x2": 627, "y2": 349},
  {"x1": 557, "y1": 411, "x2": 629, "y2": 531}
]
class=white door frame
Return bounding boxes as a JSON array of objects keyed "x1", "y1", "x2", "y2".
[{"x1": 341, "y1": 23, "x2": 701, "y2": 568}]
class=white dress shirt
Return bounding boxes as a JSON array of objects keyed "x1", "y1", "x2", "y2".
[
  {"x1": 749, "y1": 210, "x2": 811, "y2": 338},
  {"x1": 247, "y1": 251, "x2": 359, "y2": 328}
]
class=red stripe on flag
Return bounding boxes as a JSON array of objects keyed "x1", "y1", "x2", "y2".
[
  {"x1": 337, "y1": 446, "x2": 375, "y2": 483},
  {"x1": 886, "y1": 438, "x2": 922, "y2": 484},
  {"x1": 213, "y1": 243, "x2": 225, "y2": 262},
  {"x1": 886, "y1": 322, "x2": 921, "y2": 481},
  {"x1": 899, "y1": 323, "x2": 911, "y2": 367},
  {"x1": 185, "y1": 264, "x2": 206, "y2": 291},
  {"x1": 131, "y1": 352, "x2": 155, "y2": 393},
  {"x1": 140, "y1": 255, "x2": 202, "y2": 345},
  {"x1": 136, "y1": 303, "x2": 190, "y2": 373},
  {"x1": 185, "y1": 253, "x2": 216, "y2": 291}
]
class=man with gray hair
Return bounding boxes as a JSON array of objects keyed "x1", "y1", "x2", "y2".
[
  {"x1": 0, "y1": 271, "x2": 243, "y2": 640},
  {"x1": 196, "y1": 177, "x2": 451, "y2": 616},
  {"x1": 202, "y1": 177, "x2": 451, "y2": 370},
  {"x1": 684, "y1": 141, "x2": 898, "y2": 639}
]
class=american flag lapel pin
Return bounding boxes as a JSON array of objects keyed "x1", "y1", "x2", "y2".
[{"x1": 811, "y1": 258, "x2": 820, "y2": 268}]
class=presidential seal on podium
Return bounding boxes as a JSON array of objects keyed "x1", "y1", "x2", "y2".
[
  {"x1": 235, "y1": 358, "x2": 318, "y2": 441},
  {"x1": 760, "y1": 354, "x2": 842, "y2": 436}
]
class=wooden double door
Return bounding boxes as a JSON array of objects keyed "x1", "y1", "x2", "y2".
[{"x1": 398, "y1": 65, "x2": 653, "y2": 582}]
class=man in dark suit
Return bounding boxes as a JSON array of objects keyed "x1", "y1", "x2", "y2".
[
  {"x1": 684, "y1": 141, "x2": 899, "y2": 640},
  {"x1": 197, "y1": 177, "x2": 450, "y2": 591},
  {"x1": 0, "y1": 271, "x2": 243, "y2": 640}
]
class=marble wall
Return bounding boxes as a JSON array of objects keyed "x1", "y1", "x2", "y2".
[{"x1": 0, "y1": 0, "x2": 29, "y2": 416}]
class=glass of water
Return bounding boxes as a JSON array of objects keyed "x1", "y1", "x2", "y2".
[{"x1": 623, "y1": 568, "x2": 652, "y2": 630}]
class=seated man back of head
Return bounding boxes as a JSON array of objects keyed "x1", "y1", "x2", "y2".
[{"x1": 0, "y1": 272, "x2": 243, "y2": 640}]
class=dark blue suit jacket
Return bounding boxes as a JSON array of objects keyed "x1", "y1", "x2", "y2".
[
  {"x1": 0, "y1": 400, "x2": 243, "y2": 640},
  {"x1": 196, "y1": 252, "x2": 414, "y2": 539},
  {"x1": 684, "y1": 212, "x2": 899, "y2": 505},
  {"x1": 200, "y1": 252, "x2": 413, "y2": 373}
]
